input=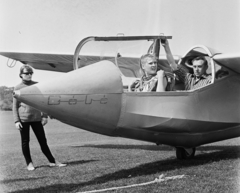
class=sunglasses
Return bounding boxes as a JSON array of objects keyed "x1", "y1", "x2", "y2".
[{"x1": 22, "y1": 72, "x2": 33, "y2": 75}]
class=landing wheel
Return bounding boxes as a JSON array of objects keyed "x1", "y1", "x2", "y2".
[{"x1": 176, "y1": 147, "x2": 196, "y2": 160}]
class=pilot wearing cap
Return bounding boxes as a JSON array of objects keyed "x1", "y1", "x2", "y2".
[{"x1": 161, "y1": 40, "x2": 212, "y2": 90}]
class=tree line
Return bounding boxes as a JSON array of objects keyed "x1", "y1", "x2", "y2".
[{"x1": 0, "y1": 86, "x2": 14, "y2": 111}]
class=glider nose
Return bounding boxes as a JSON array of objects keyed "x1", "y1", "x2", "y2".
[
  {"x1": 13, "y1": 90, "x2": 20, "y2": 99},
  {"x1": 12, "y1": 83, "x2": 46, "y2": 111},
  {"x1": 14, "y1": 61, "x2": 123, "y2": 136}
]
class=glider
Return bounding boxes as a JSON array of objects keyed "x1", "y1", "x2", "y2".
[{"x1": 1, "y1": 35, "x2": 240, "y2": 159}]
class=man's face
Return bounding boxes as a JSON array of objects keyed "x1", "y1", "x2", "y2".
[
  {"x1": 21, "y1": 69, "x2": 33, "y2": 81},
  {"x1": 142, "y1": 57, "x2": 157, "y2": 76},
  {"x1": 192, "y1": 60, "x2": 207, "y2": 78}
]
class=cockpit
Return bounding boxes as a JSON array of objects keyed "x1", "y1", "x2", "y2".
[{"x1": 73, "y1": 35, "x2": 231, "y2": 92}]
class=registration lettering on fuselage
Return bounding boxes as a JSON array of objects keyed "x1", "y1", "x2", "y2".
[{"x1": 48, "y1": 94, "x2": 108, "y2": 105}]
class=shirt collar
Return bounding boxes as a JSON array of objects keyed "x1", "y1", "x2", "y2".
[
  {"x1": 193, "y1": 73, "x2": 209, "y2": 80},
  {"x1": 142, "y1": 74, "x2": 157, "y2": 81}
]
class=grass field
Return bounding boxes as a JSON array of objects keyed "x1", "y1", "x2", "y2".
[{"x1": 0, "y1": 111, "x2": 239, "y2": 193}]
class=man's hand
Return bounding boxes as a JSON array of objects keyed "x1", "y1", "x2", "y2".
[
  {"x1": 156, "y1": 70, "x2": 167, "y2": 92},
  {"x1": 15, "y1": 122, "x2": 23, "y2": 131},
  {"x1": 160, "y1": 39, "x2": 169, "y2": 47},
  {"x1": 157, "y1": 70, "x2": 165, "y2": 78},
  {"x1": 41, "y1": 117, "x2": 48, "y2": 126}
]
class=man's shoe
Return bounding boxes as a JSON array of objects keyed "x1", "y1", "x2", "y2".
[
  {"x1": 49, "y1": 161, "x2": 67, "y2": 167},
  {"x1": 27, "y1": 162, "x2": 35, "y2": 171}
]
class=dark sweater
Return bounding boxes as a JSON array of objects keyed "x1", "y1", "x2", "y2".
[{"x1": 13, "y1": 80, "x2": 47, "y2": 123}]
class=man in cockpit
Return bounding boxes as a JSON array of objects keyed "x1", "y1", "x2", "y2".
[
  {"x1": 161, "y1": 40, "x2": 212, "y2": 90},
  {"x1": 128, "y1": 54, "x2": 174, "y2": 92}
]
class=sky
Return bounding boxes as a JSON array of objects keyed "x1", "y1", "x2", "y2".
[{"x1": 0, "y1": 0, "x2": 239, "y2": 87}]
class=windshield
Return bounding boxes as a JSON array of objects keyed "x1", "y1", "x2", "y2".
[{"x1": 74, "y1": 36, "x2": 172, "y2": 78}]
